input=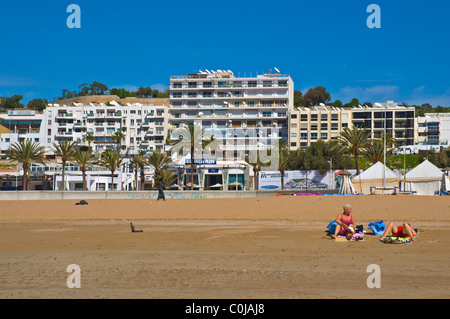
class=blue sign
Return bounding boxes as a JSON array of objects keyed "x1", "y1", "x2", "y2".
[
  {"x1": 208, "y1": 168, "x2": 219, "y2": 173},
  {"x1": 185, "y1": 158, "x2": 217, "y2": 165}
]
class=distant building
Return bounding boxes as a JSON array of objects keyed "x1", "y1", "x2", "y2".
[
  {"x1": 289, "y1": 100, "x2": 415, "y2": 149},
  {"x1": 0, "y1": 110, "x2": 46, "y2": 155},
  {"x1": 415, "y1": 113, "x2": 450, "y2": 146}
]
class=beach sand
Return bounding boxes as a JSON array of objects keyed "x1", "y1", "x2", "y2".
[{"x1": 1, "y1": 195, "x2": 450, "y2": 299}]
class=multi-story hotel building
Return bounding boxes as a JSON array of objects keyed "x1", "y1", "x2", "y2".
[
  {"x1": 289, "y1": 105, "x2": 352, "y2": 149},
  {"x1": 416, "y1": 113, "x2": 450, "y2": 146},
  {"x1": 0, "y1": 110, "x2": 46, "y2": 155},
  {"x1": 289, "y1": 100, "x2": 415, "y2": 149},
  {"x1": 168, "y1": 70, "x2": 294, "y2": 159},
  {"x1": 44, "y1": 102, "x2": 169, "y2": 156}
]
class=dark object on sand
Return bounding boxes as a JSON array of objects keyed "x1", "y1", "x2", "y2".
[
  {"x1": 130, "y1": 222, "x2": 143, "y2": 233},
  {"x1": 75, "y1": 200, "x2": 88, "y2": 205}
]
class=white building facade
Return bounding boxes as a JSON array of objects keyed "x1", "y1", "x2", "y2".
[
  {"x1": 415, "y1": 113, "x2": 450, "y2": 146},
  {"x1": 168, "y1": 70, "x2": 294, "y2": 160},
  {"x1": 44, "y1": 102, "x2": 169, "y2": 156}
]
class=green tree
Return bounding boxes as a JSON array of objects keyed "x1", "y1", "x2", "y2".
[
  {"x1": 27, "y1": 99, "x2": 48, "y2": 112},
  {"x1": 99, "y1": 150, "x2": 123, "y2": 191},
  {"x1": 84, "y1": 133, "x2": 94, "y2": 152},
  {"x1": 7, "y1": 140, "x2": 45, "y2": 190},
  {"x1": 344, "y1": 98, "x2": 360, "y2": 108},
  {"x1": 171, "y1": 124, "x2": 212, "y2": 190},
  {"x1": 90, "y1": 81, "x2": 108, "y2": 95},
  {"x1": 73, "y1": 150, "x2": 96, "y2": 191},
  {"x1": 302, "y1": 86, "x2": 331, "y2": 106},
  {"x1": 52, "y1": 140, "x2": 78, "y2": 191},
  {"x1": 136, "y1": 86, "x2": 152, "y2": 98},
  {"x1": 333, "y1": 126, "x2": 371, "y2": 175},
  {"x1": 147, "y1": 149, "x2": 173, "y2": 189},
  {"x1": 293, "y1": 90, "x2": 303, "y2": 106},
  {"x1": 112, "y1": 131, "x2": 126, "y2": 154},
  {"x1": 1, "y1": 94, "x2": 24, "y2": 110}
]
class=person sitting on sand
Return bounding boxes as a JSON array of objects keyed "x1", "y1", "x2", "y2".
[
  {"x1": 380, "y1": 222, "x2": 417, "y2": 242},
  {"x1": 331, "y1": 203, "x2": 355, "y2": 240}
]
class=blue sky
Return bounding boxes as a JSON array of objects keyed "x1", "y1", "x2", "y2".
[{"x1": 0, "y1": 0, "x2": 449, "y2": 106}]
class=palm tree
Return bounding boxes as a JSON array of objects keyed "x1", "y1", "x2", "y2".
[
  {"x1": 73, "y1": 150, "x2": 96, "y2": 191},
  {"x1": 333, "y1": 126, "x2": 371, "y2": 175},
  {"x1": 171, "y1": 124, "x2": 212, "y2": 190},
  {"x1": 245, "y1": 150, "x2": 269, "y2": 190},
  {"x1": 7, "y1": 140, "x2": 45, "y2": 191},
  {"x1": 128, "y1": 156, "x2": 142, "y2": 190},
  {"x1": 276, "y1": 141, "x2": 292, "y2": 190},
  {"x1": 363, "y1": 133, "x2": 396, "y2": 165},
  {"x1": 52, "y1": 140, "x2": 78, "y2": 191},
  {"x1": 112, "y1": 131, "x2": 126, "y2": 154},
  {"x1": 99, "y1": 150, "x2": 123, "y2": 191},
  {"x1": 159, "y1": 169, "x2": 177, "y2": 189},
  {"x1": 147, "y1": 149, "x2": 173, "y2": 188},
  {"x1": 85, "y1": 133, "x2": 94, "y2": 152}
]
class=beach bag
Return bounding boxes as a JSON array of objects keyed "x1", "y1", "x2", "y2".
[
  {"x1": 368, "y1": 221, "x2": 385, "y2": 235},
  {"x1": 327, "y1": 221, "x2": 337, "y2": 234}
]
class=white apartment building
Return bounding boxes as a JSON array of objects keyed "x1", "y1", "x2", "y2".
[
  {"x1": 415, "y1": 113, "x2": 450, "y2": 146},
  {"x1": 45, "y1": 102, "x2": 169, "y2": 156},
  {"x1": 168, "y1": 70, "x2": 294, "y2": 159},
  {"x1": 289, "y1": 101, "x2": 415, "y2": 149},
  {"x1": 0, "y1": 110, "x2": 46, "y2": 155}
]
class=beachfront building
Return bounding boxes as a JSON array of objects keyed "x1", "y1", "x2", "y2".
[
  {"x1": 168, "y1": 70, "x2": 294, "y2": 157},
  {"x1": 351, "y1": 101, "x2": 415, "y2": 146},
  {"x1": 0, "y1": 110, "x2": 46, "y2": 156},
  {"x1": 289, "y1": 100, "x2": 415, "y2": 149},
  {"x1": 289, "y1": 105, "x2": 352, "y2": 149},
  {"x1": 168, "y1": 70, "x2": 294, "y2": 190},
  {"x1": 44, "y1": 102, "x2": 169, "y2": 156},
  {"x1": 415, "y1": 113, "x2": 450, "y2": 147}
]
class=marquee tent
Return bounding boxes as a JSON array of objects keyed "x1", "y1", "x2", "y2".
[
  {"x1": 403, "y1": 160, "x2": 445, "y2": 195},
  {"x1": 351, "y1": 162, "x2": 401, "y2": 194}
]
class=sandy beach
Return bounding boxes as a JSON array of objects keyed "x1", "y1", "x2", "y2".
[{"x1": 1, "y1": 195, "x2": 450, "y2": 299}]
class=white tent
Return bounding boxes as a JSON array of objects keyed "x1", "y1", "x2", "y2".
[
  {"x1": 403, "y1": 160, "x2": 444, "y2": 195},
  {"x1": 352, "y1": 162, "x2": 401, "y2": 194}
]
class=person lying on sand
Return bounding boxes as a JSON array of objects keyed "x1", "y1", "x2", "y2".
[
  {"x1": 331, "y1": 203, "x2": 355, "y2": 240},
  {"x1": 380, "y1": 222, "x2": 417, "y2": 242}
]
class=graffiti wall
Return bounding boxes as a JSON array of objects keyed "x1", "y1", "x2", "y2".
[{"x1": 258, "y1": 170, "x2": 337, "y2": 190}]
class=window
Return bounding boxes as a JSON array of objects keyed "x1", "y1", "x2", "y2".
[
  {"x1": 247, "y1": 81, "x2": 257, "y2": 87},
  {"x1": 172, "y1": 92, "x2": 182, "y2": 98},
  {"x1": 248, "y1": 101, "x2": 256, "y2": 107},
  {"x1": 263, "y1": 81, "x2": 272, "y2": 87},
  {"x1": 300, "y1": 133, "x2": 308, "y2": 139},
  {"x1": 278, "y1": 81, "x2": 287, "y2": 87},
  {"x1": 291, "y1": 133, "x2": 297, "y2": 138},
  {"x1": 202, "y1": 92, "x2": 212, "y2": 98},
  {"x1": 321, "y1": 114, "x2": 328, "y2": 121},
  {"x1": 291, "y1": 113, "x2": 297, "y2": 119},
  {"x1": 188, "y1": 82, "x2": 197, "y2": 88},
  {"x1": 311, "y1": 133, "x2": 318, "y2": 139},
  {"x1": 203, "y1": 81, "x2": 213, "y2": 88},
  {"x1": 321, "y1": 133, "x2": 328, "y2": 139},
  {"x1": 172, "y1": 82, "x2": 182, "y2": 88}
]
